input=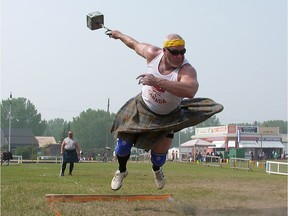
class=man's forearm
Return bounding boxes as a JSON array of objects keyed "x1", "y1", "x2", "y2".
[
  {"x1": 76, "y1": 143, "x2": 81, "y2": 155},
  {"x1": 118, "y1": 33, "x2": 138, "y2": 50},
  {"x1": 60, "y1": 142, "x2": 65, "y2": 154}
]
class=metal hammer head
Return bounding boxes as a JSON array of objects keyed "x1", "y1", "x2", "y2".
[{"x1": 87, "y1": 11, "x2": 104, "y2": 30}]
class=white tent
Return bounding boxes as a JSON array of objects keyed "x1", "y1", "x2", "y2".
[
  {"x1": 168, "y1": 147, "x2": 179, "y2": 161},
  {"x1": 180, "y1": 139, "x2": 214, "y2": 147},
  {"x1": 180, "y1": 139, "x2": 215, "y2": 161}
]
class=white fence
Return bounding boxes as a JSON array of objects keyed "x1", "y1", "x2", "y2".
[
  {"x1": 37, "y1": 156, "x2": 62, "y2": 163},
  {"x1": 266, "y1": 161, "x2": 288, "y2": 176},
  {"x1": 1, "y1": 155, "x2": 22, "y2": 165},
  {"x1": 12, "y1": 155, "x2": 23, "y2": 164}
]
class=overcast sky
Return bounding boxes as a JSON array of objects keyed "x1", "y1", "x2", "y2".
[{"x1": 1, "y1": 0, "x2": 287, "y2": 125}]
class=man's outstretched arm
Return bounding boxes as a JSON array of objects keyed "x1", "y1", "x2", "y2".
[{"x1": 110, "y1": 30, "x2": 161, "y2": 61}]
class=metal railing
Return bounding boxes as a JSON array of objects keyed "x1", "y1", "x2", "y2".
[
  {"x1": 203, "y1": 155, "x2": 222, "y2": 168},
  {"x1": 229, "y1": 158, "x2": 252, "y2": 171}
]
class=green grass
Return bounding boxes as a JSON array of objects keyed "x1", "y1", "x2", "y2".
[{"x1": 1, "y1": 161, "x2": 287, "y2": 216}]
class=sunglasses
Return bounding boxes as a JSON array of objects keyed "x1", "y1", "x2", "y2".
[{"x1": 166, "y1": 48, "x2": 186, "y2": 56}]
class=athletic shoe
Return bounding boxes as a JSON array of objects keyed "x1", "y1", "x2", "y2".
[
  {"x1": 153, "y1": 168, "x2": 166, "y2": 189},
  {"x1": 111, "y1": 170, "x2": 128, "y2": 190},
  {"x1": 59, "y1": 172, "x2": 64, "y2": 177}
]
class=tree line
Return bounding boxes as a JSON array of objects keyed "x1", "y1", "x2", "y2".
[{"x1": 1, "y1": 97, "x2": 287, "y2": 157}]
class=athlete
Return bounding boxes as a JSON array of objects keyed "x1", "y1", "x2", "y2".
[{"x1": 109, "y1": 30, "x2": 223, "y2": 190}]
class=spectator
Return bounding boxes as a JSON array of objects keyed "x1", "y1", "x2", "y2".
[{"x1": 60, "y1": 131, "x2": 81, "y2": 177}]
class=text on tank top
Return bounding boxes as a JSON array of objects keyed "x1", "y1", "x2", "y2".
[{"x1": 142, "y1": 52, "x2": 189, "y2": 114}]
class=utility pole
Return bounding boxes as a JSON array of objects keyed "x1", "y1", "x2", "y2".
[
  {"x1": 106, "y1": 98, "x2": 110, "y2": 148},
  {"x1": 105, "y1": 98, "x2": 110, "y2": 161},
  {"x1": 8, "y1": 92, "x2": 12, "y2": 152}
]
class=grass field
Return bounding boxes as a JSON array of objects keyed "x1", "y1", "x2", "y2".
[{"x1": 1, "y1": 161, "x2": 287, "y2": 216}]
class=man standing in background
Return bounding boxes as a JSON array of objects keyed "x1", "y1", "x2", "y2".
[{"x1": 60, "y1": 131, "x2": 81, "y2": 177}]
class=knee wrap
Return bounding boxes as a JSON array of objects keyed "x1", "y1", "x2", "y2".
[
  {"x1": 115, "y1": 138, "x2": 133, "y2": 157},
  {"x1": 151, "y1": 151, "x2": 167, "y2": 167}
]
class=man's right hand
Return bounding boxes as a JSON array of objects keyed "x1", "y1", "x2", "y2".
[{"x1": 110, "y1": 30, "x2": 122, "y2": 39}]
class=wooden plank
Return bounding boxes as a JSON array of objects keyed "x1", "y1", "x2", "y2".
[{"x1": 46, "y1": 194, "x2": 174, "y2": 203}]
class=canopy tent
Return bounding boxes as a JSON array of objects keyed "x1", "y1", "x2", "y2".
[
  {"x1": 180, "y1": 139, "x2": 215, "y2": 147},
  {"x1": 179, "y1": 139, "x2": 215, "y2": 161},
  {"x1": 212, "y1": 140, "x2": 225, "y2": 148},
  {"x1": 168, "y1": 147, "x2": 179, "y2": 161}
]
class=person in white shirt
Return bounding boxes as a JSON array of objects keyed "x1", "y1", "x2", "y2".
[
  {"x1": 108, "y1": 30, "x2": 223, "y2": 190},
  {"x1": 60, "y1": 131, "x2": 80, "y2": 177}
]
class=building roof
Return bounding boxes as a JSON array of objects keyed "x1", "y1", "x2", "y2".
[
  {"x1": 35, "y1": 136, "x2": 57, "y2": 148},
  {"x1": 1, "y1": 128, "x2": 38, "y2": 145}
]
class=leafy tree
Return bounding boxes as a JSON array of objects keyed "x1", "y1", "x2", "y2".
[
  {"x1": 15, "y1": 146, "x2": 38, "y2": 160},
  {"x1": 173, "y1": 127, "x2": 195, "y2": 148},
  {"x1": 262, "y1": 120, "x2": 287, "y2": 134},
  {"x1": 71, "y1": 109, "x2": 115, "y2": 154},
  {"x1": 171, "y1": 115, "x2": 222, "y2": 147},
  {"x1": 44, "y1": 118, "x2": 69, "y2": 143},
  {"x1": 0, "y1": 97, "x2": 47, "y2": 135},
  {"x1": 228, "y1": 120, "x2": 287, "y2": 134},
  {"x1": 229, "y1": 122, "x2": 259, "y2": 126},
  {"x1": 196, "y1": 115, "x2": 221, "y2": 128},
  {"x1": 60, "y1": 122, "x2": 71, "y2": 143},
  {"x1": 2, "y1": 95, "x2": 286, "y2": 156},
  {"x1": 15, "y1": 147, "x2": 31, "y2": 159}
]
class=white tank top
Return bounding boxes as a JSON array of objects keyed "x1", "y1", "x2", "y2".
[
  {"x1": 142, "y1": 52, "x2": 189, "y2": 114},
  {"x1": 64, "y1": 137, "x2": 77, "y2": 150}
]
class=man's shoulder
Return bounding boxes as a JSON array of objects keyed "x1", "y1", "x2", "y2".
[
  {"x1": 179, "y1": 63, "x2": 196, "y2": 74},
  {"x1": 146, "y1": 47, "x2": 162, "y2": 62}
]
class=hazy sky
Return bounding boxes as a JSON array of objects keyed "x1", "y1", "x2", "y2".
[{"x1": 1, "y1": 0, "x2": 287, "y2": 125}]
